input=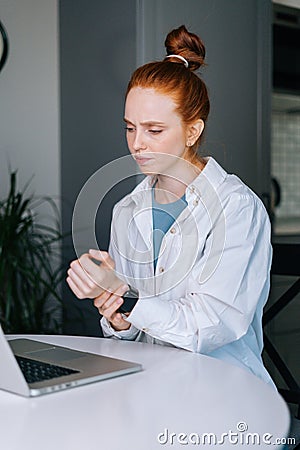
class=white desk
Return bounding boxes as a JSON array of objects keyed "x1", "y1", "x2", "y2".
[{"x1": 1, "y1": 335, "x2": 290, "y2": 450}]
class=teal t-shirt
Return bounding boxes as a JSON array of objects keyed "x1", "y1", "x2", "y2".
[{"x1": 152, "y1": 187, "x2": 187, "y2": 271}]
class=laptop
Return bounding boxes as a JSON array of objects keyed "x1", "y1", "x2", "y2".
[{"x1": 0, "y1": 324, "x2": 142, "y2": 397}]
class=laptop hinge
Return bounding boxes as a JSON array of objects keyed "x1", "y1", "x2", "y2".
[{"x1": 0, "y1": 326, "x2": 30, "y2": 397}]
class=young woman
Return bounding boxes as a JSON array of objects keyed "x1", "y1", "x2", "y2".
[{"x1": 67, "y1": 25, "x2": 275, "y2": 388}]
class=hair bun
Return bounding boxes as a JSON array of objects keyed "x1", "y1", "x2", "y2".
[{"x1": 164, "y1": 25, "x2": 206, "y2": 71}]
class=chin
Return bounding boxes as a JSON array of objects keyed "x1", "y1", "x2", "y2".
[{"x1": 139, "y1": 167, "x2": 157, "y2": 176}]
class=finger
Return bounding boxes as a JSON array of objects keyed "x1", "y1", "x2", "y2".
[
  {"x1": 75, "y1": 254, "x2": 92, "y2": 272},
  {"x1": 93, "y1": 289, "x2": 113, "y2": 309},
  {"x1": 70, "y1": 260, "x2": 94, "y2": 285},
  {"x1": 66, "y1": 276, "x2": 87, "y2": 299},
  {"x1": 77, "y1": 254, "x2": 105, "y2": 286},
  {"x1": 67, "y1": 267, "x2": 95, "y2": 292},
  {"x1": 110, "y1": 309, "x2": 132, "y2": 331},
  {"x1": 71, "y1": 258, "x2": 102, "y2": 288},
  {"x1": 67, "y1": 267, "x2": 102, "y2": 299},
  {"x1": 100, "y1": 284, "x2": 128, "y2": 306},
  {"x1": 94, "y1": 293, "x2": 120, "y2": 316},
  {"x1": 95, "y1": 295, "x2": 118, "y2": 315},
  {"x1": 113, "y1": 312, "x2": 130, "y2": 328},
  {"x1": 94, "y1": 284, "x2": 128, "y2": 310},
  {"x1": 101, "y1": 296, "x2": 124, "y2": 321}
]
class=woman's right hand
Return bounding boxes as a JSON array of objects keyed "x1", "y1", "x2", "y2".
[{"x1": 94, "y1": 285, "x2": 131, "y2": 331}]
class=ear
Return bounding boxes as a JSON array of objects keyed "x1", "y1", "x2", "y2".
[{"x1": 186, "y1": 120, "x2": 205, "y2": 146}]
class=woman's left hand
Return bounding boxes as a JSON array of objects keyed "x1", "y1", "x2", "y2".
[
  {"x1": 93, "y1": 286, "x2": 131, "y2": 331},
  {"x1": 66, "y1": 249, "x2": 127, "y2": 299}
]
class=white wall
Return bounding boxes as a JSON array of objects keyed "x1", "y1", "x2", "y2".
[
  {"x1": 0, "y1": 0, "x2": 59, "y2": 203},
  {"x1": 273, "y1": 0, "x2": 300, "y2": 8}
]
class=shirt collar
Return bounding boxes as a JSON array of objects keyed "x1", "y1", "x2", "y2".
[
  {"x1": 186, "y1": 157, "x2": 227, "y2": 201},
  {"x1": 119, "y1": 175, "x2": 155, "y2": 207},
  {"x1": 198, "y1": 156, "x2": 227, "y2": 189},
  {"x1": 119, "y1": 157, "x2": 227, "y2": 207}
]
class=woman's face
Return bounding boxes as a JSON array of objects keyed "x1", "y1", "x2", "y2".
[{"x1": 124, "y1": 87, "x2": 190, "y2": 176}]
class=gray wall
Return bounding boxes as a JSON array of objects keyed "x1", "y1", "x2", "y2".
[
  {"x1": 0, "y1": 0, "x2": 59, "y2": 202},
  {"x1": 59, "y1": 0, "x2": 137, "y2": 335},
  {"x1": 137, "y1": 0, "x2": 272, "y2": 200}
]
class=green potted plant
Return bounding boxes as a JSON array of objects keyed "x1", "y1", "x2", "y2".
[{"x1": 0, "y1": 171, "x2": 66, "y2": 334}]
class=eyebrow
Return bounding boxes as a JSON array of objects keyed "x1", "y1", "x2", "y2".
[{"x1": 123, "y1": 118, "x2": 165, "y2": 126}]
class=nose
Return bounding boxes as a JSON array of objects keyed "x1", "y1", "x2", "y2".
[{"x1": 132, "y1": 129, "x2": 146, "y2": 152}]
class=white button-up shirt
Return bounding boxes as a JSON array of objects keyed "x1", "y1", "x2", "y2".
[{"x1": 101, "y1": 157, "x2": 275, "y2": 387}]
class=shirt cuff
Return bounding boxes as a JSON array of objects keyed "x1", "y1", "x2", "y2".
[
  {"x1": 127, "y1": 295, "x2": 172, "y2": 334},
  {"x1": 100, "y1": 316, "x2": 140, "y2": 340}
]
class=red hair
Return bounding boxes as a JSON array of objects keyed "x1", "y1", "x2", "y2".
[{"x1": 126, "y1": 25, "x2": 210, "y2": 166}]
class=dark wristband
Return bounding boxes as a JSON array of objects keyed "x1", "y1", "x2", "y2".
[{"x1": 118, "y1": 285, "x2": 139, "y2": 313}]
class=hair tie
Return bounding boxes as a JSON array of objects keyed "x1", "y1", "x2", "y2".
[{"x1": 165, "y1": 54, "x2": 189, "y2": 68}]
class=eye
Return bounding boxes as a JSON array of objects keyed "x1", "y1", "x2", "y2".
[
  {"x1": 125, "y1": 126, "x2": 135, "y2": 133},
  {"x1": 148, "y1": 129, "x2": 162, "y2": 134}
]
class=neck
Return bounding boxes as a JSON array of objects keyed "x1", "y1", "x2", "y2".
[{"x1": 155, "y1": 163, "x2": 202, "y2": 204}]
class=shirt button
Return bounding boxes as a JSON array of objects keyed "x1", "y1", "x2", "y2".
[
  {"x1": 170, "y1": 227, "x2": 176, "y2": 234},
  {"x1": 189, "y1": 185, "x2": 195, "y2": 193},
  {"x1": 159, "y1": 267, "x2": 165, "y2": 273},
  {"x1": 142, "y1": 327, "x2": 149, "y2": 332},
  {"x1": 193, "y1": 199, "x2": 199, "y2": 206}
]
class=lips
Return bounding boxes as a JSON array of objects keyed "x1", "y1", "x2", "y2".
[{"x1": 134, "y1": 155, "x2": 153, "y2": 165}]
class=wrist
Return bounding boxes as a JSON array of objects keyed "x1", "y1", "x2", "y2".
[
  {"x1": 118, "y1": 285, "x2": 139, "y2": 314},
  {"x1": 110, "y1": 319, "x2": 131, "y2": 332}
]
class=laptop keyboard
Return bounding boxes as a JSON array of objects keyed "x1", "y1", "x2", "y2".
[{"x1": 15, "y1": 355, "x2": 79, "y2": 384}]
